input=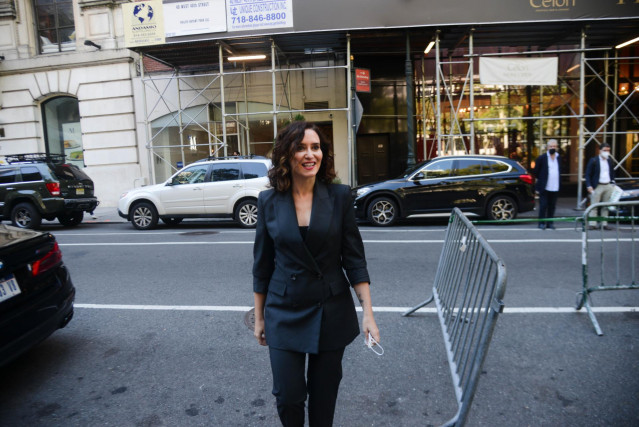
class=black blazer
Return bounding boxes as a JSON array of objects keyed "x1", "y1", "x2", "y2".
[
  {"x1": 585, "y1": 156, "x2": 615, "y2": 189},
  {"x1": 533, "y1": 153, "x2": 561, "y2": 192},
  {"x1": 253, "y1": 182, "x2": 369, "y2": 354}
]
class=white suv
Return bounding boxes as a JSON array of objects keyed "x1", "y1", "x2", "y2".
[{"x1": 118, "y1": 157, "x2": 271, "y2": 230}]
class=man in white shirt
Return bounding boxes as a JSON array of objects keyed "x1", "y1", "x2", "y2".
[
  {"x1": 585, "y1": 143, "x2": 615, "y2": 230},
  {"x1": 533, "y1": 139, "x2": 561, "y2": 230}
]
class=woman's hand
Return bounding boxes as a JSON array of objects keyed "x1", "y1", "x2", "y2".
[
  {"x1": 254, "y1": 317, "x2": 267, "y2": 346},
  {"x1": 353, "y1": 282, "x2": 380, "y2": 344},
  {"x1": 362, "y1": 312, "x2": 380, "y2": 344},
  {"x1": 253, "y1": 293, "x2": 267, "y2": 346}
]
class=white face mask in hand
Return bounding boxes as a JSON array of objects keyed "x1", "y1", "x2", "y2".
[{"x1": 364, "y1": 332, "x2": 384, "y2": 356}]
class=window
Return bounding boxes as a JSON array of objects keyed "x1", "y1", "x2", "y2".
[
  {"x1": 20, "y1": 167, "x2": 43, "y2": 182},
  {"x1": 419, "y1": 159, "x2": 454, "y2": 179},
  {"x1": 0, "y1": 168, "x2": 18, "y2": 184},
  {"x1": 52, "y1": 164, "x2": 91, "y2": 181},
  {"x1": 172, "y1": 166, "x2": 208, "y2": 185},
  {"x1": 34, "y1": 0, "x2": 76, "y2": 54},
  {"x1": 241, "y1": 162, "x2": 268, "y2": 179},
  {"x1": 211, "y1": 164, "x2": 240, "y2": 182},
  {"x1": 482, "y1": 160, "x2": 510, "y2": 174},
  {"x1": 42, "y1": 97, "x2": 84, "y2": 168},
  {"x1": 454, "y1": 159, "x2": 483, "y2": 176}
]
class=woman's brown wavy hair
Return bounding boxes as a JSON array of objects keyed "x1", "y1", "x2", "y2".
[{"x1": 268, "y1": 121, "x2": 336, "y2": 192}]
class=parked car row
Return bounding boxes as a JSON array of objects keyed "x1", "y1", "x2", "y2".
[{"x1": 4, "y1": 153, "x2": 637, "y2": 232}]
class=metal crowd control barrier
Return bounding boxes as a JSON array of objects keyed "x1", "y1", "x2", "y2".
[
  {"x1": 404, "y1": 208, "x2": 506, "y2": 427},
  {"x1": 576, "y1": 200, "x2": 639, "y2": 336}
]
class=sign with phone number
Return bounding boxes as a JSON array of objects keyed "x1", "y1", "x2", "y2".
[{"x1": 227, "y1": 0, "x2": 293, "y2": 32}]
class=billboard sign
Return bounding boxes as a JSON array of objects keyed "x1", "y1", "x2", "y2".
[
  {"x1": 226, "y1": 0, "x2": 293, "y2": 32},
  {"x1": 164, "y1": 0, "x2": 227, "y2": 37},
  {"x1": 123, "y1": 1, "x2": 165, "y2": 48}
]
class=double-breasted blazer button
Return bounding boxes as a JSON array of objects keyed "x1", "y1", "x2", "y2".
[{"x1": 290, "y1": 274, "x2": 296, "y2": 281}]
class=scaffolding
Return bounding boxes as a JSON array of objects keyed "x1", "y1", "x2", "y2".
[
  {"x1": 428, "y1": 30, "x2": 639, "y2": 204},
  {"x1": 139, "y1": 37, "x2": 355, "y2": 185}
]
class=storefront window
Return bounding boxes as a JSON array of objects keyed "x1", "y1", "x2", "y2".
[
  {"x1": 34, "y1": 0, "x2": 76, "y2": 54},
  {"x1": 42, "y1": 96, "x2": 84, "y2": 167}
]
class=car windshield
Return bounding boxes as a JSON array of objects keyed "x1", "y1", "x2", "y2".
[
  {"x1": 52, "y1": 164, "x2": 92, "y2": 181},
  {"x1": 399, "y1": 161, "x2": 429, "y2": 179}
]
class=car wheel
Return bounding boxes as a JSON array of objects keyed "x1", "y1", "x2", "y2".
[
  {"x1": 161, "y1": 217, "x2": 183, "y2": 226},
  {"x1": 58, "y1": 211, "x2": 84, "y2": 227},
  {"x1": 487, "y1": 195, "x2": 517, "y2": 220},
  {"x1": 367, "y1": 197, "x2": 398, "y2": 226},
  {"x1": 235, "y1": 199, "x2": 258, "y2": 228},
  {"x1": 11, "y1": 202, "x2": 42, "y2": 229},
  {"x1": 130, "y1": 202, "x2": 159, "y2": 230}
]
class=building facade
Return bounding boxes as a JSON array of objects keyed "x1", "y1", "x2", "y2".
[
  {"x1": 1, "y1": 0, "x2": 638, "y2": 207},
  {"x1": 0, "y1": 0, "x2": 142, "y2": 206}
]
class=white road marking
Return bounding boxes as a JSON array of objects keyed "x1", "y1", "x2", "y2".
[
  {"x1": 59, "y1": 238, "x2": 635, "y2": 246},
  {"x1": 74, "y1": 303, "x2": 638, "y2": 314}
]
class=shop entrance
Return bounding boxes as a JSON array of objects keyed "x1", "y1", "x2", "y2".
[{"x1": 356, "y1": 134, "x2": 390, "y2": 184}]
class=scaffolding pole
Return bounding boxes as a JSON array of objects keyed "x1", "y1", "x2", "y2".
[{"x1": 577, "y1": 29, "x2": 586, "y2": 209}]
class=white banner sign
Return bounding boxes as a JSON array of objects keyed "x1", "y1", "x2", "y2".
[
  {"x1": 479, "y1": 57, "x2": 558, "y2": 86},
  {"x1": 165, "y1": 0, "x2": 227, "y2": 38},
  {"x1": 226, "y1": 0, "x2": 293, "y2": 32}
]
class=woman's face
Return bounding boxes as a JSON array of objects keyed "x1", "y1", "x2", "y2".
[{"x1": 289, "y1": 129, "x2": 323, "y2": 182}]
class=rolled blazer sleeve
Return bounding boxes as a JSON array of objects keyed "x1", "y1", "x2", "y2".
[
  {"x1": 339, "y1": 187, "x2": 370, "y2": 286},
  {"x1": 253, "y1": 192, "x2": 275, "y2": 294}
]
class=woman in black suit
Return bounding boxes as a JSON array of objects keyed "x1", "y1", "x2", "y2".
[{"x1": 253, "y1": 121, "x2": 380, "y2": 426}]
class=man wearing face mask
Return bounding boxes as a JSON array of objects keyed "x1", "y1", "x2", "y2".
[
  {"x1": 533, "y1": 139, "x2": 561, "y2": 230},
  {"x1": 585, "y1": 143, "x2": 616, "y2": 230}
]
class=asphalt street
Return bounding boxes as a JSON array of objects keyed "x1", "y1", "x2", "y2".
[{"x1": 0, "y1": 218, "x2": 638, "y2": 426}]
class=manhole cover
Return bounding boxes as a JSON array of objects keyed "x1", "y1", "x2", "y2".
[
  {"x1": 244, "y1": 307, "x2": 255, "y2": 331},
  {"x1": 179, "y1": 231, "x2": 219, "y2": 236}
]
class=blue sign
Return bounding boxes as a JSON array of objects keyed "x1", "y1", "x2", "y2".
[{"x1": 177, "y1": 161, "x2": 183, "y2": 168}]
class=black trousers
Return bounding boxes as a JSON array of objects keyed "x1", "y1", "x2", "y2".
[
  {"x1": 268, "y1": 346, "x2": 345, "y2": 427},
  {"x1": 538, "y1": 190, "x2": 559, "y2": 226}
]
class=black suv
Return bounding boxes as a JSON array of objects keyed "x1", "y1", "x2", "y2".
[
  {"x1": 0, "y1": 154, "x2": 99, "y2": 229},
  {"x1": 352, "y1": 155, "x2": 535, "y2": 226}
]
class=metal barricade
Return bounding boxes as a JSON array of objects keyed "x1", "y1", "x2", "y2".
[
  {"x1": 404, "y1": 208, "x2": 506, "y2": 427},
  {"x1": 576, "y1": 200, "x2": 639, "y2": 335}
]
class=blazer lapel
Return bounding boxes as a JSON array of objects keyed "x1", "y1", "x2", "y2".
[{"x1": 305, "y1": 182, "x2": 333, "y2": 257}]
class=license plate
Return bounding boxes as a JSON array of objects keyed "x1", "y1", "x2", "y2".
[
  {"x1": 76, "y1": 188, "x2": 85, "y2": 195},
  {"x1": 0, "y1": 275, "x2": 21, "y2": 303}
]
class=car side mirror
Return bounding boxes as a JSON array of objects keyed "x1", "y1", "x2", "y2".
[{"x1": 413, "y1": 172, "x2": 425, "y2": 181}]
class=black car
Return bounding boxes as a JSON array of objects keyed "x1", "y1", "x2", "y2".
[
  {"x1": 0, "y1": 224, "x2": 75, "y2": 367},
  {"x1": 352, "y1": 155, "x2": 535, "y2": 226},
  {"x1": 0, "y1": 153, "x2": 99, "y2": 229}
]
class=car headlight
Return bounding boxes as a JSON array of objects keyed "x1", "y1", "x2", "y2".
[{"x1": 356, "y1": 187, "x2": 372, "y2": 197}]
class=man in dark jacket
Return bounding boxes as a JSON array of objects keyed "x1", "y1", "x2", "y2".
[
  {"x1": 585, "y1": 143, "x2": 615, "y2": 230},
  {"x1": 533, "y1": 139, "x2": 560, "y2": 229}
]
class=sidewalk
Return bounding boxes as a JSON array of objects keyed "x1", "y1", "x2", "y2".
[{"x1": 82, "y1": 197, "x2": 585, "y2": 225}]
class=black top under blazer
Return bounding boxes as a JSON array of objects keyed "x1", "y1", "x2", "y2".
[{"x1": 253, "y1": 182, "x2": 370, "y2": 354}]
